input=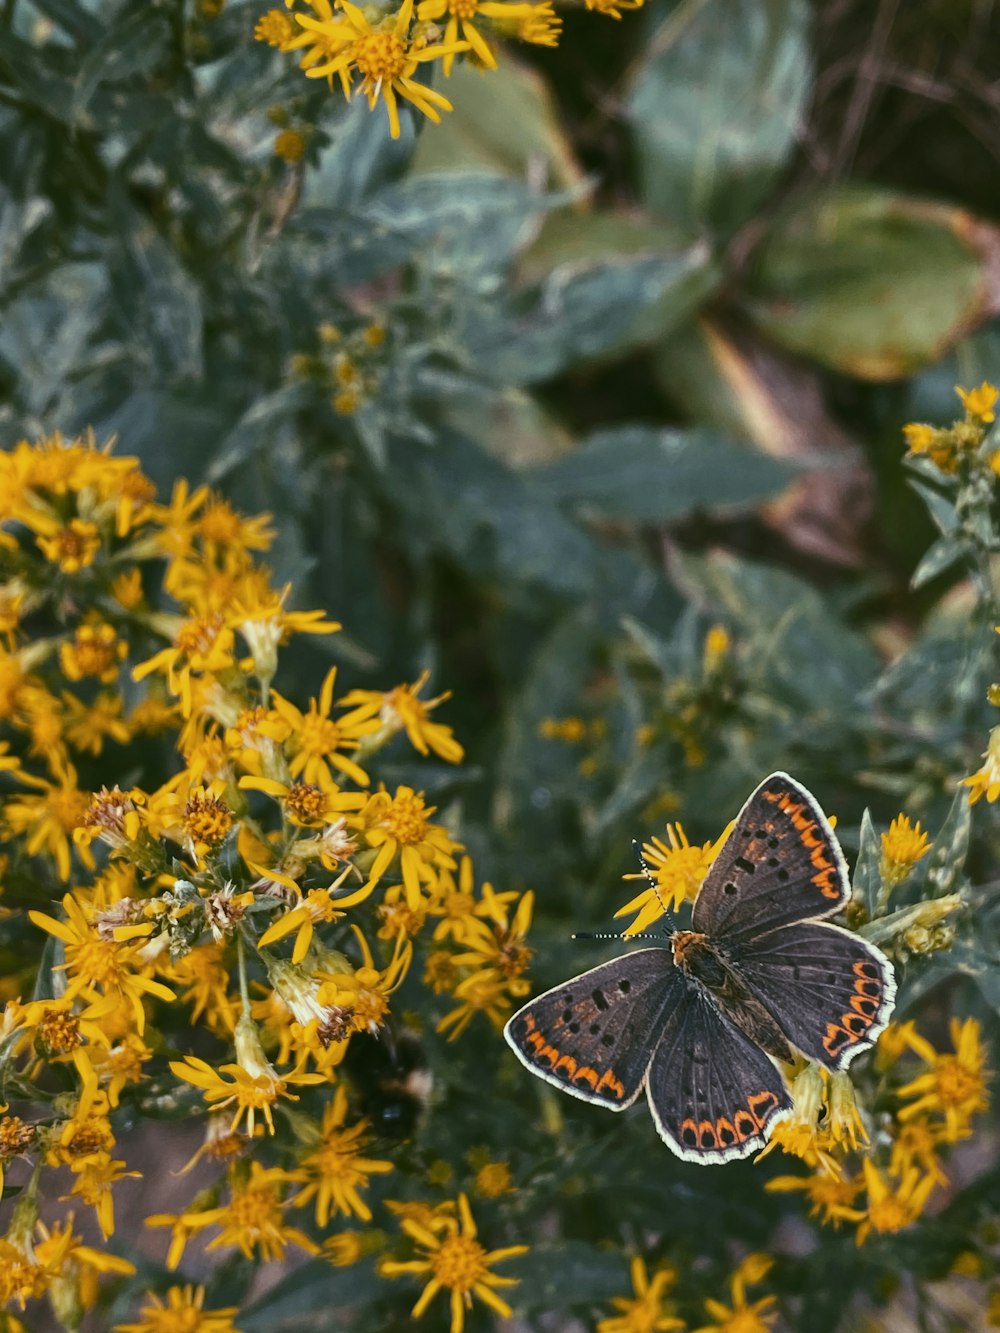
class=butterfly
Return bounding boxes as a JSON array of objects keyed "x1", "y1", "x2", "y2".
[{"x1": 503, "y1": 772, "x2": 896, "y2": 1164}]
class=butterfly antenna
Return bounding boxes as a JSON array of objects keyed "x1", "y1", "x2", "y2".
[
  {"x1": 632, "y1": 837, "x2": 674, "y2": 932},
  {"x1": 572, "y1": 931, "x2": 670, "y2": 942}
]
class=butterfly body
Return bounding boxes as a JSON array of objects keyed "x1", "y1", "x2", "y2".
[{"x1": 504, "y1": 773, "x2": 897, "y2": 1165}]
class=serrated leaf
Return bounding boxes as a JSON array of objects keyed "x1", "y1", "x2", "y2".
[
  {"x1": 530, "y1": 425, "x2": 799, "y2": 521},
  {"x1": 852, "y1": 808, "x2": 882, "y2": 919},
  {"x1": 627, "y1": 0, "x2": 811, "y2": 234},
  {"x1": 744, "y1": 187, "x2": 996, "y2": 380}
]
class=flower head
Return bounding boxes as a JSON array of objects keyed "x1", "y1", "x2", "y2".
[
  {"x1": 618, "y1": 822, "x2": 727, "y2": 935},
  {"x1": 598, "y1": 1256, "x2": 683, "y2": 1333},
  {"x1": 293, "y1": 1084, "x2": 393, "y2": 1224},
  {"x1": 381, "y1": 1192, "x2": 528, "y2": 1333},
  {"x1": 115, "y1": 1283, "x2": 242, "y2": 1333}
]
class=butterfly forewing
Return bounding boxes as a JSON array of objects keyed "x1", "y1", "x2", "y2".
[
  {"x1": 732, "y1": 921, "x2": 896, "y2": 1071},
  {"x1": 504, "y1": 949, "x2": 683, "y2": 1110},
  {"x1": 645, "y1": 989, "x2": 792, "y2": 1163},
  {"x1": 693, "y1": 772, "x2": 850, "y2": 942}
]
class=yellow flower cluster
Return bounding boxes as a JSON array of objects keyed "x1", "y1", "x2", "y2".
[
  {"x1": 599, "y1": 1253, "x2": 777, "y2": 1333},
  {"x1": 255, "y1": 0, "x2": 640, "y2": 138},
  {"x1": 0, "y1": 430, "x2": 531, "y2": 1326},
  {"x1": 766, "y1": 1017, "x2": 990, "y2": 1244},
  {"x1": 903, "y1": 380, "x2": 999, "y2": 476}
]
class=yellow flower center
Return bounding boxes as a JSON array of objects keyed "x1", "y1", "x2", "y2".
[
  {"x1": 285, "y1": 781, "x2": 326, "y2": 824},
  {"x1": 867, "y1": 1196, "x2": 911, "y2": 1234},
  {"x1": 227, "y1": 1182, "x2": 281, "y2": 1233},
  {"x1": 299, "y1": 712, "x2": 343, "y2": 757},
  {"x1": 384, "y1": 791, "x2": 429, "y2": 845},
  {"x1": 719, "y1": 1312, "x2": 773, "y2": 1333},
  {"x1": 64, "y1": 1119, "x2": 114, "y2": 1157},
  {"x1": 176, "y1": 614, "x2": 224, "y2": 660},
  {"x1": 49, "y1": 786, "x2": 91, "y2": 831},
  {"x1": 354, "y1": 29, "x2": 407, "y2": 81},
  {"x1": 61, "y1": 623, "x2": 124, "y2": 680},
  {"x1": 448, "y1": 0, "x2": 479, "y2": 18},
  {"x1": 496, "y1": 936, "x2": 532, "y2": 980},
  {"x1": 199, "y1": 501, "x2": 244, "y2": 545},
  {"x1": 39, "y1": 520, "x2": 101, "y2": 572},
  {"x1": 0, "y1": 1241, "x2": 47, "y2": 1308},
  {"x1": 66, "y1": 934, "x2": 129, "y2": 990},
  {"x1": 474, "y1": 1161, "x2": 511, "y2": 1198},
  {"x1": 313, "y1": 1131, "x2": 369, "y2": 1182},
  {"x1": 38, "y1": 1007, "x2": 82, "y2": 1053},
  {"x1": 184, "y1": 791, "x2": 233, "y2": 846},
  {"x1": 430, "y1": 1234, "x2": 489, "y2": 1291},
  {"x1": 934, "y1": 1056, "x2": 982, "y2": 1108}
]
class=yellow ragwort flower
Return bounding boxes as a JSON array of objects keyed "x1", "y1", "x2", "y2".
[
  {"x1": 956, "y1": 380, "x2": 999, "y2": 424},
  {"x1": 848, "y1": 1159, "x2": 938, "y2": 1245},
  {"x1": 170, "y1": 1014, "x2": 325, "y2": 1136},
  {"x1": 298, "y1": 0, "x2": 469, "y2": 139},
  {"x1": 618, "y1": 821, "x2": 728, "y2": 936},
  {"x1": 694, "y1": 1254, "x2": 777, "y2": 1333},
  {"x1": 414, "y1": 0, "x2": 548, "y2": 72},
  {"x1": 962, "y1": 725, "x2": 1000, "y2": 803},
  {"x1": 293, "y1": 1084, "x2": 393, "y2": 1224},
  {"x1": 361, "y1": 783, "x2": 460, "y2": 907},
  {"x1": 28, "y1": 893, "x2": 175, "y2": 1031},
  {"x1": 341, "y1": 668, "x2": 465, "y2": 764},
  {"x1": 598, "y1": 1256, "x2": 683, "y2": 1333},
  {"x1": 381, "y1": 1191, "x2": 528, "y2": 1333},
  {"x1": 115, "y1": 1283, "x2": 241, "y2": 1333},
  {"x1": 896, "y1": 1016, "x2": 990, "y2": 1141},
  {"x1": 270, "y1": 665, "x2": 377, "y2": 787},
  {"x1": 6, "y1": 762, "x2": 92, "y2": 880},
  {"x1": 879, "y1": 813, "x2": 931, "y2": 891},
  {"x1": 765, "y1": 1168, "x2": 862, "y2": 1228}
]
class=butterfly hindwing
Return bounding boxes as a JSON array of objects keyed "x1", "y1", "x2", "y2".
[
  {"x1": 504, "y1": 949, "x2": 683, "y2": 1110},
  {"x1": 645, "y1": 986, "x2": 792, "y2": 1163},
  {"x1": 693, "y1": 772, "x2": 849, "y2": 942},
  {"x1": 731, "y1": 921, "x2": 896, "y2": 1071}
]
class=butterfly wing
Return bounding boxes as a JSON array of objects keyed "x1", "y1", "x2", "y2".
[
  {"x1": 693, "y1": 772, "x2": 849, "y2": 942},
  {"x1": 504, "y1": 948, "x2": 682, "y2": 1110},
  {"x1": 645, "y1": 987, "x2": 792, "y2": 1163},
  {"x1": 731, "y1": 921, "x2": 896, "y2": 1070}
]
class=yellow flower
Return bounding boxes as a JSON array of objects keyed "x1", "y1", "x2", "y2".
[
  {"x1": 6, "y1": 762, "x2": 93, "y2": 880},
  {"x1": 240, "y1": 772, "x2": 366, "y2": 827},
  {"x1": 414, "y1": 0, "x2": 542, "y2": 72},
  {"x1": 756, "y1": 1064, "x2": 837, "y2": 1175},
  {"x1": 428, "y1": 856, "x2": 513, "y2": 943},
  {"x1": 897, "y1": 1016, "x2": 990, "y2": 1141},
  {"x1": 472, "y1": 1158, "x2": 512, "y2": 1199},
  {"x1": 694, "y1": 1254, "x2": 777, "y2": 1333},
  {"x1": 317, "y1": 927, "x2": 413, "y2": 1036},
  {"x1": 766, "y1": 1168, "x2": 862, "y2": 1228},
  {"x1": 879, "y1": 813, "x2": 931, "y2": 891},
  {"x1": 0, "y1": 1116, "x2": 35, "y2": 1200},
  {"x1": 170, "y1": 1014, "x2": 325, "y2": 1135},
  {"x1": 270, "y1": 666, "x2": 377, "y2": 787},
  {"x1": 381, "y1": 1191, "x2": 528, "y2": 1333},
  {"x1": 28, "y1": 893, "x2": 176, "y2": 1031},
  {"x1": 257, "y1": 870, "x2": 374, "y2": 964},
  {"x1": 962, "y1": 725, "x2": 1000, "y2": 803},
  {"x1": 889, "y1": 1116, "x2": 948, "y2": 1185},
  {"x1": 293, "y1": 1084, "x2": 393, "y2": 1224},
  {"x1": 617, "y1": 822, "x2": 727, "y2": 935},
  {"x1": 598, "y1": 1256, "x2": 683, "y2": 1333},
  {"x1": 228, "y1": 578, "x2": 339, "y2": 687},
  {"x1": 956, "y1": 380, "x2": 999, "y2": 423},
  {"x1": 538, "y1": 715, "x2": 587, "y2": 742},
  {"x1": 361, "y1": 784, "x2": 460, "y2": 907},
  {"x1": 341, "y1": 669, "x2": 465, "y2": 764},
  {"x1": 115, "y1": 1283, "x2": 241, "y2": 1333},
  {"x1": 275, "y1": 128, "x2": 307, "y2": 161},
  {"x1": 59, "y1": 620, "x2": 127, "y2": 684},
  {"x1": 299, "y1": 0, "x2": 469, "y2": 139},
  {"x1": 185, "y1": 1162, "x2": 320, "y2": 1262},
  {"x1": 62, "y1": 690, "x2": 131, "y2": 755},
  {"x1": 256, "y1": 7, "x2": 297, "y2": 43},
  {"x1": 62, "y1": 1149, "x2": 141, "y2": 1239},
  {"x1": 583, "y1": 0, "x2": 643, "y2": 17},
  {"x1": 132, "y1": 611, "x2": 237, "y2": 716},
  {"x1": 848, "y1": 1159, "x2": 938, "y2": 1245},
  {"x1": 34, "y1": 517, "x2": 102, "y2": 572}
]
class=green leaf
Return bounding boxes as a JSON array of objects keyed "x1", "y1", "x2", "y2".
[
  {"x1": 529, "y1": 425, "x2": 799, "y2": 521},
  {"x1": 911, "y1": 534, "x2": 970, "y2": 589},
  {"x1": 924, "y1": 788, "x2": 972, "y2": 897},
  {"x1": 627, "y1": 0, "x2": 811, "y2": 233},
  {"x1": 743, "y1": 187, "x2": 993, "y2": 379},
  {"x1": 852, "y1": 808, "x2": 882, "y2": 920},
  {"x1": 239, "y1": 1258, "x2": 385, "y2": 1329},
  {"x1": 409, "y1": 56, "x2": 583, "y2": 189},
  {"x1": 469, "y1": 243, "x2": 719, "y2": 385},
  {"x1": 71, "y1": 11, "x2": 170, "y2": 123}
]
